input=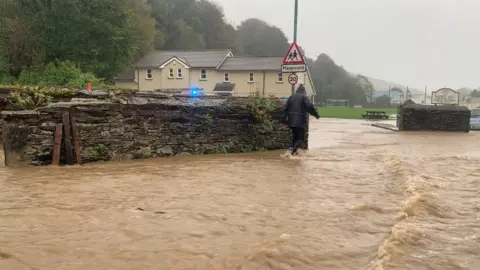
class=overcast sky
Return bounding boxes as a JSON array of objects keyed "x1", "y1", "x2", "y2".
[{"x1": 215, "y1": 0, "x2": 480, "y2": 90}]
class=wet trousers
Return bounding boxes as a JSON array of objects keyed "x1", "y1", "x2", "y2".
[{"x1": 290, "y1": 127, "x2": 305, "y2": 155}]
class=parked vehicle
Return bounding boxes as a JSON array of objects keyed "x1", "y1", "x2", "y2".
[{"x1": 471, "y1": 108, "x2": 480, "y2": 130}]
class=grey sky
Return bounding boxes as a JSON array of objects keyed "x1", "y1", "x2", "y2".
[{"x1": 216, "y1": 0, "x2": 480, "y2": 90}]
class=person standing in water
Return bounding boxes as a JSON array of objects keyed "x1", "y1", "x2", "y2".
[{"x1": 282, "y1": 84, "x2": 320, "y2": 155}]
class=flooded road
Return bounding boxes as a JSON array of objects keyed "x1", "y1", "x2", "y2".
[{"x1": 0, "y1": 119, "x2": 479, "y2": 270}]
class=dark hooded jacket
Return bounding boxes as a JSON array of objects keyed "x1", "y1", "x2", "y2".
[{"x1": 283, "y1": 85, "x2": 319, "y2": 128}]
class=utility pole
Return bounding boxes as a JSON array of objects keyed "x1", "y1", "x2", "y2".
[
  {"x1": 388, "y1": 85, "x2": 391, "y2": 106},
  {"x1": 291, "y1": 0, "x2": 298, "y2": 96},
  {"x1": 424, "y1": 86, "x2": 427, "y2": 104}
]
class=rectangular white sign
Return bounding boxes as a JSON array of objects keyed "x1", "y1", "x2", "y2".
[
  {"x1": 281, "y1": 64, "x2": 306, "y2": 73},
  {"x1": 431, "y1": 88, "x2": 459, "y2": 104}
]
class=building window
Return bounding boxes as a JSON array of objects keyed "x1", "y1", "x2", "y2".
[
  {"x1": 146, "y1": 69, "x2": 152, "y2": 79},
  {"x1": 200, "y1": 69, "x2": 207, "y2": 80},
  {"x1": 224, "y1": 73, "x2": 229, "y2": 82},
  {"x1": 277, "y1": 72, "x2": 283, "y2": 82},
  {"x1": 177, "y1": 68, "x2": 182, "y2": 78},
  {"x1": 249, "y1": 72, "x2": 254, "y2": 82},
  {"x1": 168, "y1": 68, "x2": 174, "y2": 78}
]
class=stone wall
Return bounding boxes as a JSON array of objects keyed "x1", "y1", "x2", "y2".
[
  {"x1": 397, "y1": 100, "x2": 471, "y2": 131},
  {"x1": 0, "y1": 88, "x2": 111, "y2": 138},
  {"x1": 1, "y1": 95, "x2": 300, "y2": 167}
]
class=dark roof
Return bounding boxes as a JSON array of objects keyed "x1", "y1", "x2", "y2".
[
  {"x1": 213, "y1": 83, "x2": 235, "y2": 92},
  {"x1": 218, "y1": 57, "x2": 283, "y2": 71},
  {"x1": 136, "y1": 50, "x2": 231, "y2": 68},
  {"x1": 115, "y1": 70, "x2": 135, "y2": 81}
]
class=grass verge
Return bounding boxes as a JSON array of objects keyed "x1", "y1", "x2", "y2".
[{"x1": 316, "y1": 107, "x2": 398, "y2": 119}]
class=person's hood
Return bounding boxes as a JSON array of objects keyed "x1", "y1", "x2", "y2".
[{"x1": 296, "y1": 84, "x2": 307, "y2": 94}]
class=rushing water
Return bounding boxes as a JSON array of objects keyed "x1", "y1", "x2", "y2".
[{"x1": 0, "y1": 119, "x2": 479, "y2": 270}]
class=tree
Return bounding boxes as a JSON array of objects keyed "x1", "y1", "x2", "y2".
[
  {"x1": 194, "y1": 0, "x2": 240, "y2": 52},
  {"x1": 356, "y1": 75, "x2": 375, "y2": 103},
  {"x1": 375, "y1": 95, "x2": 391, "y2": 106},
  {"x1": 148, "y1": 0, "x2": 240, "y2": 52},
  {"x1": 0, "y1": 0, "x2": 155, "y2": 80},
  {"x1": 471, "y1": 89, "x2": 480, "y2": 97},
  {"x1": 236, "y1": 18, "x2": 289, "y2": 57},
  {"x1": 390, "y1": 87, "x2": 404, "y2": 99},
  {"x1": 308, "y1": 54, "x2": 367, "y2": 106}
]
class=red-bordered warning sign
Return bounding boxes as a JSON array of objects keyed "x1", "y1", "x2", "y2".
[{"x1": 282, "y1": 42, "x2": 305, "y2": 65}]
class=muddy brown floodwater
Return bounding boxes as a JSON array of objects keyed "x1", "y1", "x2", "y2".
[{"x1": 0, "y1": 119, "x2": 479, "y2": 270}]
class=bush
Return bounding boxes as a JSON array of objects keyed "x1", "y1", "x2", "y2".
[
  {"x1": 67, "y1": 72, "x2": 104, "y2": 88},
  {"x1": 10, "y1": 87, "x2": 53, "y2": 109},
  {"x1": 0, "y1": 73, "x2": 16, "y2": 84},
  {"x1": 249, "y1": 91, "x2": 281, "y2": 134},
  {"x1": 9, "y1": 86, "x2": 79, "y2": 109},
  {"x1": 16, "y1": 61, "x2": 105, "y2": 88}
]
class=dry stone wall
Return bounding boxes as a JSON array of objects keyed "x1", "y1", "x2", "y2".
[
  {"x1": 397, "y1": 101, "x2": 471, "y2": 131},
  {"x1": 1, "y1": 95, "x2": 298, "y2": 167}
]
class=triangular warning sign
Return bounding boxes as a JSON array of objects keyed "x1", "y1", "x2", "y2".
[{"x1": 282, "y1": 42, "x2": 305, "y2": 65}]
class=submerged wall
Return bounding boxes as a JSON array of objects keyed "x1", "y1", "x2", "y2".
[
  {"x1": 397, "y1": 101, "x2": 471, "y2": 131},
  {"x1": 1, "y1": 95, "x2": 300, "y2": 167}
]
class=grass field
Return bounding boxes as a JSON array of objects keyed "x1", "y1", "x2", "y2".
[{"x1": 316, "y1": 107, "x2": 398, "y2": 119}]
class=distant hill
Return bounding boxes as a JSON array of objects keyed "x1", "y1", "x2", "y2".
[
  {"x1": 350, "y1": 73, "x2": 422, "y2": 94},
  {"x1": 356, "y1": 75, "x2": 476, "y2": 98}
]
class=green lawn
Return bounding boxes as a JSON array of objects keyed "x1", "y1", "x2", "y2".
[{"x1": 316, "y1": 107, "x2": 398, "y2": 119}]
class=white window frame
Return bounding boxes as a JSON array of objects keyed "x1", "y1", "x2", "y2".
[
  {"x1": 168, "y1": 68, "x2": 174, "y2": 78},
  {"x1": 200, "y1": 69, "x2": 207, "y2": 80},
  {"x1": 224, "y1": 73, "x2": 229, "y2": 82},
  {"x1": 177, "y1": 68, "x2": 183, "y2": 79},
  {"x1": 248, "y1": 72, "x2": 254, "y2": 82},
  {"x1": 146, "y1": 69, "x2": 152, "y2": 80},
  {"x1": 277, "y1": 72, "x2": 283, "y2": 83}
]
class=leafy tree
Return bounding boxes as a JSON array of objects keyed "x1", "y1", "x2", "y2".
[
  {"x1": 194, "y1": 0, "x2": 240, "y2": 52},
  {"x1": 0, "y1": 0, "x2": 155, "y2": 81},
  {"x1": 236, "y1": 18, "x2": 289, "y2": 57},
  {"x1": 356, "y1": 74, "x2": 375, "y2": 103},
  {"x1": 390, "y1": 87, "x2": 404, "y2": 99},
  {"x1": 375, "y1": 95, "x2": 391, "y2": 106},
  {"x1": 308, "y1": 54, "x2": 367, "y2": 106},
  {"x1": 471, "y1": 89, "x2": 480, "y2": 97},
  {"x1": 148, "y1": 0, "x2": 241, "y2": 52},
  {"x1": 390, "y1": 87, "x2": 403, "y2": 93}
]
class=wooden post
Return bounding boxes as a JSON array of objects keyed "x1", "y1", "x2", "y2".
[
  {"x1": 70, "y1": 117, "x2": 82, "y2": 165},
  {"x1": 51, "y1": 123, "x2": 63, "y2": 166},
  {"x1": 62, "y1": 112, "x2": 74, "y2": 165}
]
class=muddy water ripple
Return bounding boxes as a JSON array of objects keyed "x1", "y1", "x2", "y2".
[{"x1": 0, "y1": 119, "x2": 479, "y2": 269}]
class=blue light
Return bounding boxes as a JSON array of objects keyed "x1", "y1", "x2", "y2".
[{"x1": 191, "y1": 87, "x2": 200, "y2": 97}]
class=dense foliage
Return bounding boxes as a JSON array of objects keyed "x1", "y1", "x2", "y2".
[{"x1": 0, "y1": 0, "x2": 375, "y2": 104}]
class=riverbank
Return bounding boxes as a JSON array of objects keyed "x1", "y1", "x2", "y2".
[{"x1": 316, "y1": 107, "x2": 397, "y2": 119}]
